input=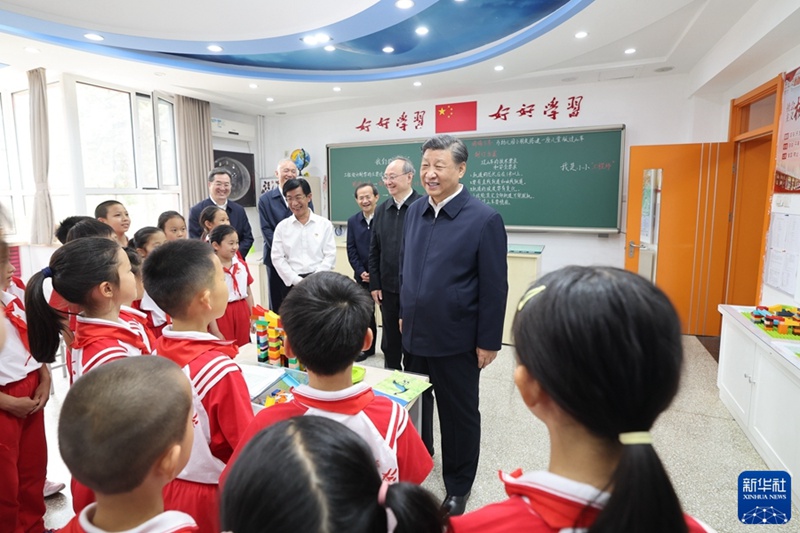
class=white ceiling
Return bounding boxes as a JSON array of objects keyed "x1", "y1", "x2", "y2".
[{"x1": 0, "y1": 0, "x2": 797, "y2": 117}]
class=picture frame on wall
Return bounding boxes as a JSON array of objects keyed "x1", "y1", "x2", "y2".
[{"x1": 213, "y1": 150, "x2": 257, "y2": 207}]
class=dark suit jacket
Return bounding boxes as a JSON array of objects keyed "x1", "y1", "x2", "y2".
[
  {"x1": 188, "y1": 198, "x2": 254, "y2": 257},
  {"x1": 400, "y1": 187, "x2": 508, "y2": 357},
  {"x1": 369, "y1": 191, "x2": 421, "y2": 294},
  {"x1": 346, "y1": 211, "x2": 372, "y2": 281},
  {"x1": 258, "y1": 187, "x2": 313, "y2": 264}
]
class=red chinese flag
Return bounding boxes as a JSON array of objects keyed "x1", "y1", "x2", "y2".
[{"x1": 435, "y1": 101, "x2": 478, "y2": 133}]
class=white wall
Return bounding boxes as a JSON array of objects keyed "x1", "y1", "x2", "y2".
[{"x1": 263, "y1": 74, "x2": 728, "y2": 275}]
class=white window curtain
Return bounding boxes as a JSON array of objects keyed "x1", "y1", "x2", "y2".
[
  {"x1": 175, "y1": 95, "x2": 214, "y2": 216},
  {"x1": 28, "y1": 67, "x2": 54, "y2": 245}
]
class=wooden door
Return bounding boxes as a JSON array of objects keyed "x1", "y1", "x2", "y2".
[{"x1": 626, "y1": 143, "x2": 735, "y2": 335}]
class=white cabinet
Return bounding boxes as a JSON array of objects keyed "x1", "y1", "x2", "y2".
[{"x1": 717, "y1": 305, "x2": 800, "y2": 506}]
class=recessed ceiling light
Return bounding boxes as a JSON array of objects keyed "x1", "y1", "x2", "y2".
[
  {"x1": 382, "y1": 46, "x2": 395, "y2": 54},
  {"x1": 333, "y1": 87, "x2": 341, "y2": 92},
  {"x1": 24, "y1": 46, "x2": 40, "y2": 54},
  {"x1": 395, "y1": 0, "x2": 414, "y2": 8},
  {"x1": 574, "y1": 31, "x2": 588, "y2": 39},
  {"x1": 654, "y1": 66, "x2": 674, "y2": 73},
  {"x1": 624, "y1": 48, "x2": 636, "y2": 55},
  {"x1": 494, "y1": 65, "x2": 504, "y2": 71},
  {"x1": 154, "y1": 72, "x2": 167, "y2": 77},
  {"x1": 413, "y1": 81, "x2": 422, "y2": 87},
  {"x1": 302, "y1": 36, "x2": 316, "y2": 45},
  {"x1": 324, "y1": 45, "x2": 336, "y2": 52},
  {"x1": 84, "y1": 33, "x2": 104, "y2": 41},
  {"x1": 315, "y1": 33, "x2": 331, "y2": 43},
  {"x1": 562, "y1": 76, "x2": 577, "y2": 82},
  {"x1": 207, "y1": 44, "x2": 223, "y2": 52},
  {"x1": 266, "y1": 97, "x2": 274, "y2": 102},
  {"x1": 275, "y1": 111, "x2": 287, "y2": 116},
  {"x1": 416, "y1": 27, "x2": 429, "y2": 36},
  {"x1": 249, "y1": 83, "x2": 258, "y2": 89}
]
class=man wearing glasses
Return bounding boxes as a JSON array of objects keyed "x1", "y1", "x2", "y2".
[
  {"x1": 189, "y1": 168, "x2": 255, "y2": 257},
  {"x1": 271, "y1": 178, "x2": 335, "y2": 306},
  {"x1": 369, "y1": 157, "x2": 421, "y2": 371},
  {"x1": 258, "y1": 159, "x2": 313, "y2": 311}
]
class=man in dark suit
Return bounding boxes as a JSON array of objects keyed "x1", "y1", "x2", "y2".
[
  {"x1": 188, "y1": 168, "x2": 254, "y2": 257},
  {"x1": 346, "y1": 183, "x2": 379, "y2": 361},
  {"x1": 257, "y1": 159, "x2": 313, "y2": 311},
  {"x1": 369, "y1": 156, "x2": 421, "y2": 371},
  {"x1": 400, "y1": 135, "x2": 508, "y2": 517}
]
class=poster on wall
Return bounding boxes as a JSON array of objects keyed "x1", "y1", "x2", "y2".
[
  {"x1": 775, "y1": 67, "x2": 800, "y2": 193},
  {"x1": 213, "y1": 150, "x2": 256, "y2": 207},
  {"x1": 764, "y1": 213, "x2": 800, "y2": 296}
]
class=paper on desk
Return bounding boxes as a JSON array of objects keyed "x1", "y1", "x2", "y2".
[
  {"x1": 240, "y1": 364, "x2": 286, "y2": 401},
  {"x1": 372, "y1": 370, "x2": 432, "y2": 406}
]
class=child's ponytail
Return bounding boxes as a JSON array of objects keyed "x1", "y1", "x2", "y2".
[{"x1": 25, "y1": 267, "x2": 67, "y2": 363}]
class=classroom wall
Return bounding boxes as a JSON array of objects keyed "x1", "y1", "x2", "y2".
[{"x1": 262, "y1": 74, "x2": 726, "y2": 275}]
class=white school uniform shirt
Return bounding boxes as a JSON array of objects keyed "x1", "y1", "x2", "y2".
[
  {"x1": 271, "y1": 211, "x2": 336, "y2": 286},
  {"x1": 223, "y1": 253, "x2": 250, "y2": 302},
  {"x1": 0, "y1": 291, "x2": 40, "y2": 386},
  {"x1": 139, "y1": 290, "x2": 169, "y2": 327}
]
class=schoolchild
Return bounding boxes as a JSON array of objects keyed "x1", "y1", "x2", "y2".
[
  {"x1": 448, "y1": 266, "x2": 716, "y2": 533},
  {"x1": 128, "y1": 227, "x2": 170, "y2": 338},
  {"x1": 158, "y1": 211, "x2": 187, "y2": 241},
  {"x1": 222, "y1": 416, "x2": 443, "y2": 533},
  {"x1": 143, "y1": 239, "x2": 254, "y2": 533},
  {"x1": 198, "y1": 206, "x2": 229, "y2": 241},
  {"x1": 0, "y1": 239, "x2": 50, "y2": 533},
  {"x1": 224, "y1": 271, "x2": 432, "y2": 485},
  {"x1": 55, "y1": 215, "x2": 94, "y2": 245},
  {"x1": 94, "y1": 200, "x2": 131, "y2": 246},
  {"x1": 209, "y1": 225, "x2": 253, "y2": 347},
  {"x1": 65, "y1": 219, "x2": 114, "y2": 242},
  {"x1": 56, "y1": 356, "x2": 198, "y2": 533},
  {"x1": 120, "y1": 249, "x2": 158, "y2": 346},
  {"x1": 25, "y1": 237, "x2": 154, "y2": 513}
]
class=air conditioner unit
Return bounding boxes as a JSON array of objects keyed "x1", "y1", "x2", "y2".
[{"x1": 211, "y1": 117, "x2": 256, "y2": 141}]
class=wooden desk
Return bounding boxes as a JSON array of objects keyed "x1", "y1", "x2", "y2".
[{"x1": 235, "y1": 343, "x2": 427, "y2": 431}]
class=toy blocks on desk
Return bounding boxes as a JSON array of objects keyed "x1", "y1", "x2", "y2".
[
  {"x1": 748, "y1": 305, "x2": 800, "y2": 337},
  {"x1": 251, "y1": 306, "x2": 300, "y2": 369}
]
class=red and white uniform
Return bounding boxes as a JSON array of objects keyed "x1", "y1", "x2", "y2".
[
  {"x1": 69, "y1": 315, "x2": 153, "y2": 383},
  {"x1": 0, "y1": 291, "x2": 47, "y2": 533},
  {"x1": 131, "y1": 291, "x2": 171, "y2": 339},
  {"x1": 70, "y1": 314, "x2": 153, "y2": 514},
  {"x1": 448, "y1": 470, "x2": 717, "y2": 533},
  {"x1": 156, "y1": 327, "x2": 254, "y2": 533},
  {"x1": 120, "y1": 305, "x2": 158, "y2": 349},
  {"x1": 8, "y1": 276, "x2": 26, "y2": 302},
  {"x1": 216, "y1": 254, "x2": 253, "y2": 347},
  {"x1": 57, "y1": 503, "x2": 198, "y2": 533},
  {"x1": 224, "y1": 382, "x2": 432, "y2": 485}
]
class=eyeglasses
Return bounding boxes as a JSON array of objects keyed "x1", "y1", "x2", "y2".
[
  {"x1": 285, "y1": 193, "x2": 307, "y2": 203},
  {"x1": 382, "y1": 172, "x2": 410, "y2": 182}
]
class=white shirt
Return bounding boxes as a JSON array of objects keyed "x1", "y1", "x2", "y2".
[
  {"x1": 393, "y1": 189, "x2": 414, "y2": 208},
  {"x1": 0, "y1": 291, "x2": 40, "y2": 386},
  {"x1": 429, "y1": 184, "x2": 464, "y2": 217},
  {"x1": 271, "y1": 211, "x2": 336, "y2": 286}
]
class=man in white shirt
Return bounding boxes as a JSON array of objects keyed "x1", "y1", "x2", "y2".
[{"x1": 271, "y1": 178, "x2": 336, "y2": 309}]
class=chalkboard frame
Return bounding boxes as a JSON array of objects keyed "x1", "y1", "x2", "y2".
[{"x1": 327, "y1": 125, "x2": 625, "y2": 233}]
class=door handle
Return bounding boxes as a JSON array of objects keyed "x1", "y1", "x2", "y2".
[{"x1": 628, "y1": 240, "x2": 646, "y2": 258}]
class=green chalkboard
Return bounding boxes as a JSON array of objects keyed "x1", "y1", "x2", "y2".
[{"x1": 327, "y1": 126, "x2": 624, "y2": 232}]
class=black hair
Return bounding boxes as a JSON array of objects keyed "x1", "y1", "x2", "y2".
[
  {"x1": 512, "y1": 266, "x2": 686, "y2": 533},
  {"x1": 129, "y1": 226, "x2": 164, "y2": 253},
  {"x1": 94, "y1": 200, "x2": 123, "y2": 219},
  {"x1": 280, "y1": 271, "x2": 372, "y2": 376},
  {"x1": 421, "y1": 135, "x2": 468, "y2": 165},
  {"x1": 142, "y1": 239, "x2": 217, "y2": 320},
  {"x1": 208, "y1": 224, "x2": 237, "y2": 246},
  {"x1": 56, "y1": 216, "x2": 93, "y2": 244},
  {"x1": 198, "y1": 205, "x2": 227, "y2": 239},
  {"x1": 354, "y1": 182, "x2": 379, "y2": 198},
  {"x1": 221, "y1": 416, "x2": 442, "y2": 533},
  {"x1": 157, "y1": 210, "x2": 185, "y2": 231},
  {"x1": 208, "y1": 167, "x2": 232, "y2": 182},
  {"x1": 59, "y1": 357, "x2": 192, "y2": 495},
  {"x1": 282, "y1": 177, "x2": 311, "y2": 196},
  {"x1": 125, "y1": 247, "x2": 142, "y2": 278},
  {"x1": 26, "y1": 238, "x2": 123, "y2": 363},
  {"x1": 64, "y1": 218, "x2": 114, "y2": 242}
]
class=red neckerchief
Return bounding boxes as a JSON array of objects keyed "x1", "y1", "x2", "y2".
[
  {"x1": 72, "y1": 318, "x2": 151, "y2": 353},
  {"x1": 501, "y1": 469, "x2": 603, "y2": 529},
  {"x1": 156, "y1": 335, "x2": 238, "y2": 368},
  {"x1": 4, "y1": 295, "x2": 31, "y2": 353},
  {"x1": 292, "y1": 385, "x2": 375, "y2": 415},
  {"x1": 223, "y1": 260, "x2": 241, "y2": 297}
]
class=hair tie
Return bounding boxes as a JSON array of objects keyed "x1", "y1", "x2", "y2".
[
  {"x1": 41, "y1": 266, "x2": 53, "y2": 278},
  {"x1": 619, "y1": 431, "x2": 653, "y2": 445},
  {"x1": 517, "y1": 284, "x2": 546, "y2": 311},
  {"x1": 378, "y1": 481, "x2": 398, "y2": 533}
]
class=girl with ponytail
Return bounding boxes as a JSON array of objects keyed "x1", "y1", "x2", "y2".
[{"x1": 449, "y1": 266, "x2": 715, "y2": 533}]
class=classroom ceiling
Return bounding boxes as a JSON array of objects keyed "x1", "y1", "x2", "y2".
[{"x1": 0, "y1": 0, "x2": 796, "y2": 116}]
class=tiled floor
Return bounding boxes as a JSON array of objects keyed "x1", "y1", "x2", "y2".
[{"x1": 43, "y1": 335, "x2": 796, "y2": 531}]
